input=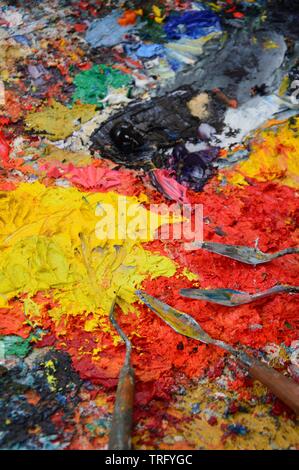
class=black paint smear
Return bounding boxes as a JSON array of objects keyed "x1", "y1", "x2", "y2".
[
  {"x1": 0, "y1": 350, "x2": 82, "y2": 449},
  {"x1": 91, "y1": 86, "x2": 225, "y2": 183},
  {"x1": 266, "y1": 0, "x2": 299, "y2": 39}
]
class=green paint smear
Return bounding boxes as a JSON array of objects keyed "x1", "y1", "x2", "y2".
[
  {"x1": 0, "y1": 335, "x2": 31, "y2": 358},
  {"x1": 72, "y1": 64, "x2": 132, "y2": 106}
]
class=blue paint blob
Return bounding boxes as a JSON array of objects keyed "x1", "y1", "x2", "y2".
[
  {"x1": 227, "y1": 424, "x2": 249, "y2": 436},
  {"x1": 167, "y1": 57, "x2": 182, "y2": 72},
  {"x1": 191, "y1": 403, "x2": 201, "y2": 414},
  {"x1": 136, "y1": 44, "x2": 164, "y2": 59},
  {"x1": 164, "y1": 10, "x2": 221, "y2": 41},
  {"x1": 12, "y1": 35, "x2": 31, "y2": 46},
  {"x1": 56, "y1": 393, "x2": 67, "y2": 405}
]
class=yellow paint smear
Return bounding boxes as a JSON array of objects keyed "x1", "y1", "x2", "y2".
[
  {"x1": 0, "y1": 183, "x2": 178, "y2": 337},
  {"x1": 222, "y1": 118, "x2": 299, "y2": 189},
  {"x1": 180, "y1": 268, "x2": 198, "y2": 282},
  {"x1": 278, "y1": 75, "x2": 290, "y2": 97},
  {"x1": 44, "y1": 359, "x2": 58, "y2": 392},
  {"x1": 25, "y1": 101, "x2": 96, "y2": 141},
  {"x1": 0, "y1": 41, "x2": 31, "y2": 80},
  {"x1": 263, "y1": 39, "x2": 278, "y2": 49},
  {"x1": 40, "y1": 145, "x2": 93, "y2": 167}
]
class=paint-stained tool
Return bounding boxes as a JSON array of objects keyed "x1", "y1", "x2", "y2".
[
  {"x1": 180, "y1": 284, "x2": 299, "y2": 307},
  {"x1": 108, "y1": 298, "x2": 135, "y2": 450},
  {"x1": 136, "y1": 290, "x2": 299, "y2": 415},
  {"x1": 188, "y1": 241, "x2": 299, "y2": 265}
]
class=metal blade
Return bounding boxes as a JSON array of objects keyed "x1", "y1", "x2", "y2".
[
  {"x1": 180, "y1": 288, "x2": 250, "y2": 306},
  {"x1": 200, "y1": 242, "x2": 270, "y2": 265},
  {"x1": 136, "y1": 290, "x2": 212, "y2": 344}
]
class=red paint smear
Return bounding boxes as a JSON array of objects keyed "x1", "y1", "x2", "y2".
[
  {"x1": 0, "y1": 132, "x2": 11, "y2": 163},
  {"x1": 0, "y1": 180, "x2": 17, "y2": 190},
  {"x1": 233, "y1": 12, "x2": 245, "y2": 18},
  {"x1": 40, "y1": 161, "x2": 143, "y2": 196},
  {"x1": 0, "y1": 302, "x2": 32, "y2": 338},
  {"x1": 0, "y1": 131, "x2": 36, "y2": 173},
  {"x1": 42, "y1": 162, "x2": 122, "y2": 190},
  {"x1": 4, "y1": 91, "x2": 23, "y2": 123},
  {"x1": 74, "y1": 23, "x2": 87, "y2": 33},
  {"x1": 77, "y1": 62, "x2": 92, "y2": 71}
]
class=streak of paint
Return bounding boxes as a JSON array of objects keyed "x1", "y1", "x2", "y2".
[
  {"x1": 44, "y1": 359, "x2": 58, "y2": 392},
  {"x1": 164, "y1": 9, "x2": 221, "y2": 41},
  {"x1": 25, "y1": 101, "x2": 96, "y2": 141}
]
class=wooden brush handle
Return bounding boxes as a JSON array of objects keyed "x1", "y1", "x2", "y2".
[
  {"x1": 108, "y1": 364, "x2": 135, "y2": 450},
  {"x1": 239, "y1": 353, "x2": 299, "y2": 415}
]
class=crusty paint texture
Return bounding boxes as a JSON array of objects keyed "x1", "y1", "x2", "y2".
[
  {"x1": 0, "y1": 182, "x2": 177, "y2": 341},
  {"x1": 1, "y1": 123, "x2": 298, "y2": 450},
  {"x1": 221, "y1": 118, "x2": 299, "y2": 189}
]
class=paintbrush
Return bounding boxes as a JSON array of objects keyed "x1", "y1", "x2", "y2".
[
  {"x1": 188, "y1": 241, "x2": 299, "y2": 265},
  {"x1": 108, "y1": 297, "x2": 135, "y2": 450},
  {"x1": 136, "y1": 290, "x2": 299, "y2": 415},
  {"x1": 180, "y1": 285, "x2": 299, "y2": 307}
]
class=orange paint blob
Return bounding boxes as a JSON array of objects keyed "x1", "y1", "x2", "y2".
[{"x1": 118, "y1": 10, "x2": 137, "y2": 26}]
